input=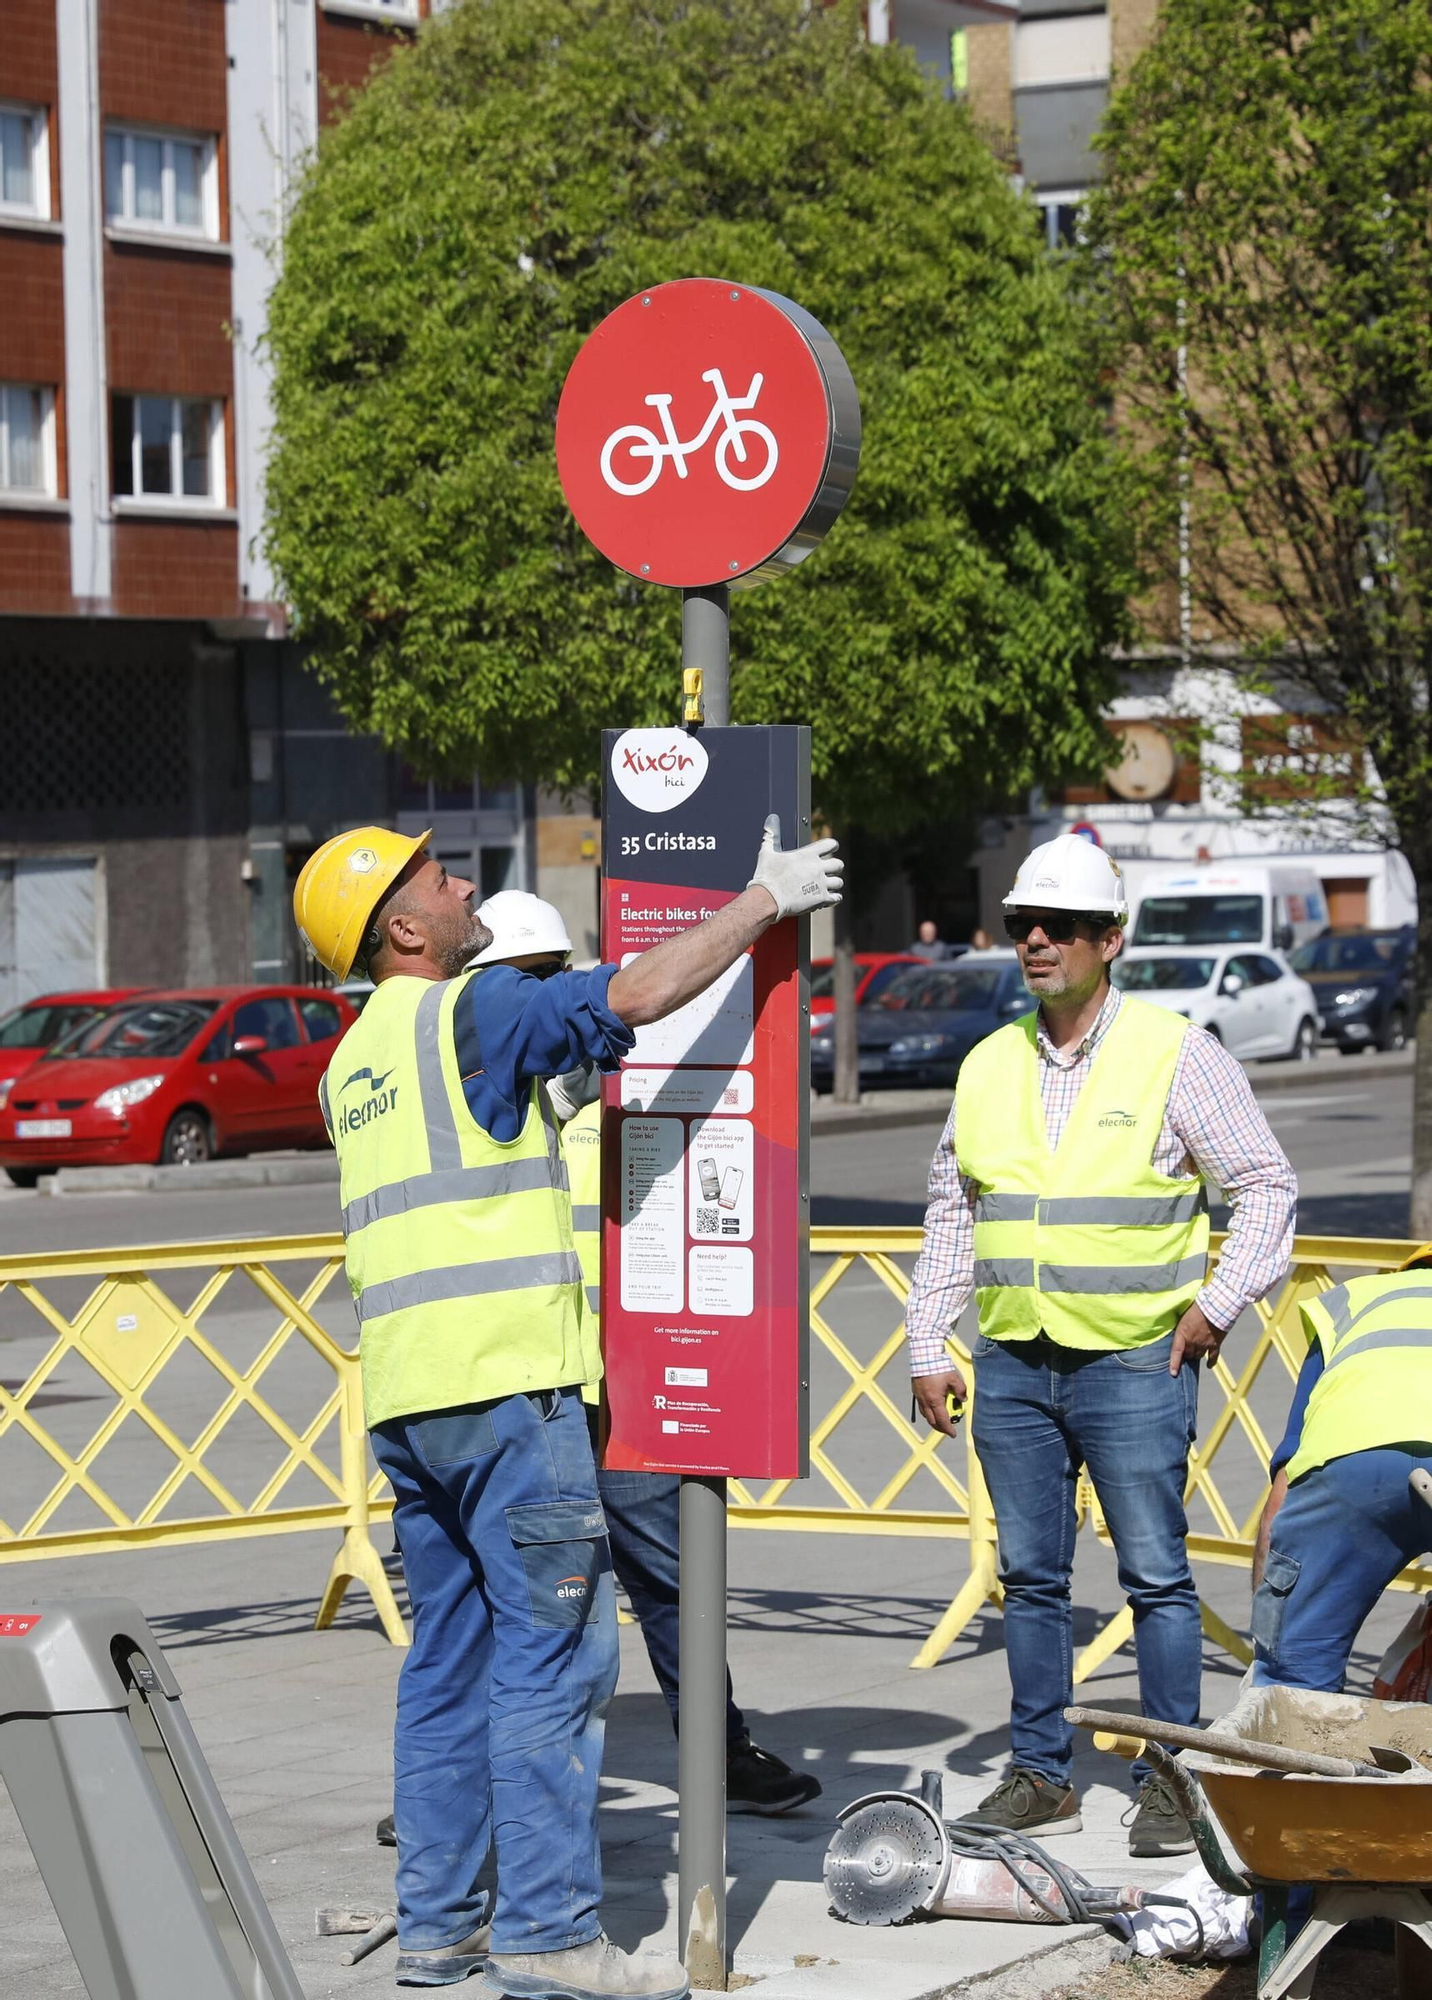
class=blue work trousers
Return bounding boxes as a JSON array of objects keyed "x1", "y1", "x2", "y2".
[
  {"x1": 594, "y1": 1445, "x2": 745, "y2": 1748},
  {"x1": 971, "y1": 1331, "x2": 1202, "y2": 1788},
  {"x1": 370, "y1": 1386, "x2": 618, "y2": 1955},
  {"x1": 1252, "y1": 1444, "x2": 1432, "y2": 1691}
]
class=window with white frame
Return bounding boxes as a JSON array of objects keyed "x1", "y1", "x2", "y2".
[
  {"x1": 0, "y1": 385, "x2": 55, "y2": 496},
  {"x1": 0, "y1": 103, "x2": 50, "y2": 219},
  {"x1": 103, "y1": 125, "x2": 218, "y2": 239},
  {"x1": 321, "y1": 0, "x2": 419, "y2": 17},
  {"x1": 1037, "y1": 189, "x2": 1087, "y2": 252},
  {"x1": 111, "y1": 395, "x2": 224, "y2": 506}
]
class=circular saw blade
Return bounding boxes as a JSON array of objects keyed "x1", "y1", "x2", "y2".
[{"x1": 823, "y1": 1799, "x2": 945, "y2": 1925}]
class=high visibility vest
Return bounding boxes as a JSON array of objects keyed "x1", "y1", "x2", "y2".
[
  {"x1": 562, "y1": 1098, "x2": 603, "y2": 1404},
  {"x1": 323, "y1": 971, "x2": 584, "y2": 1428},
  {"x1": 953, "y1": 995, "x2": 1208, "y2": 1349},
  {"x1": 1287, "y1": 1273, "x2": 1432, "y2": 1482}
]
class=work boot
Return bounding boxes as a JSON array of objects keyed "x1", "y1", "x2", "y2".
[
  {"x1": 377, "y1": 1812, "x2": 396, "y2": 1847},
  {"x1": 726, "y1": 1735, "x2": 822, "y2": 1816},
  {"x1": 484, "y1": 1934, "x2": 689, "y2": 2000},
  {"x1": 958, "y1": 1769, "x2": 1081, "y2": 1838},
  {"x1": 397, "y1": 1923, "x2": 491, "y2": 1986},
  {"x1": 1123, "y1": 1774, "x2": 1195, "y2": 1858}
]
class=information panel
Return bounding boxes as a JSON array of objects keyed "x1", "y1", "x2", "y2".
[{"x1": 600, "y1": 724, "x2": 810, "y2": 1480}]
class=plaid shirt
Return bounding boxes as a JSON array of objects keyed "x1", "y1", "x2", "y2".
[{"x1": 904, "y1": 984, "x2": 1297, "y2": 1376}]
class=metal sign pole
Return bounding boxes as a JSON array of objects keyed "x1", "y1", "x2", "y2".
[{"x1": 677, "y1": 581, "x2": 730, "y2": 1992}]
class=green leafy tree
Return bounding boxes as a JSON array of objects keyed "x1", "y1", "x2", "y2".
[
  {"x1": 1092, "y1": 0, "x2": 1432, "y2": 1225},
  {"x1": 265, "y1": 0, "x2": 1134, "y2": 1096}
]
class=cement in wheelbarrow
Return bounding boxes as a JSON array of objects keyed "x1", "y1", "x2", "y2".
[{"x1": 1184, "y1": 1686, "x2": 1432, "y2": 1884}]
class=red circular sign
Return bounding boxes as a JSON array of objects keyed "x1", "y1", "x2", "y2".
[{"x1": 556, "y1": 279, "x2": 859, "y2": 589}]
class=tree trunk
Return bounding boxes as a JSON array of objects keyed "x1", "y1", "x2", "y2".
[
  {"x1": 832, "y1": 888, "x2": 860, "y2": 1106},
  {"x1": 1410, "y1": 851, "x2": 1432, "y2": 1242}
]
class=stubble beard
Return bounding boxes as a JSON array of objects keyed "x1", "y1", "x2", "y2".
[{"x1": 436, "y1": 912, "x2": 490, "y2": 980}]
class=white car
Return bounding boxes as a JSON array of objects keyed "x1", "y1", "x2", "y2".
[{"x1": 1112, "y1": 946, "x2": 1320, "y2": 1062}]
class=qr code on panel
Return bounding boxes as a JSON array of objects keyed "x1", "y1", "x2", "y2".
[{"x1": 696, "y1": 1207, "x2": 720, "y2": 1236}]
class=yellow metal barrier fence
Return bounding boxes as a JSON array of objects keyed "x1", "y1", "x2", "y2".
[
  {"x1": 0, "y1": 1228, "x2": 1418, "y2": 1667},
  {"x1": 0, "y1": 1235, "x2": 406, "y2": 1647}
]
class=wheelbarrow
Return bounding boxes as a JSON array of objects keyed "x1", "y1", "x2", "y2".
[{"x1": 1068, "y1": 1685, "x2": 1432, "y2": 1998}]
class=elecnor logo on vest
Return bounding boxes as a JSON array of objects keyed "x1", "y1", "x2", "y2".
[
  {"x1": 338, "y1": 1065, "x2": 399, "y2": 1134},
  {"x1": 1098, "y1": 1107, "x2": 1138, "y2": 1129},
  {"x1": 609, "y1": 727, "x2": 709, "y2": 815}
]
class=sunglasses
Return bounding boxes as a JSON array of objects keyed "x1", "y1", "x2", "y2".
[{"x1": 1003, "y1": 910, "x2": 1114, "y2": 945}]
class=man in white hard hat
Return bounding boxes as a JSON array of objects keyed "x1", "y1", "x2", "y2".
[
  {"x1": 472, "y1": 895, "x2": 822, "y2": 1816},
  {"x1": 294, "y1": 818, "x2": 841, "y2": 1999},
  {"x1": 904, "y1": 833, "x2": 1296, "y2": 1857}
]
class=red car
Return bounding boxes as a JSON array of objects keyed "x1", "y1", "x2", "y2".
[
  {"x1": 809, "y1": 953, "x2": 925, "y2": 1024},
  {"x1": 0, "y1": 989, "x2": 147, "y2": 1100},
  {"x1": 0, "y1": 985, "x2": 357, "y2": 1186}
]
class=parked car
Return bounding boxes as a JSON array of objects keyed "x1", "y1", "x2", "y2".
[
  {"x1": 1289, "y1": 928, "x2": 1415, "y2": 1054},
  {"x1": 810, "y1": 954, "x2": 1027, "y2": 1091},
  {"x1": 0, "y1": 990, "x2": 147, "y2": 1103},
  {"x1": 335, "y1": 978, "x2": 376, "y2": 1015},
  {"x1": 1112, "y1": 947, "x2": 1319, "y2": 1061},
  {"x1": 0, "y1": 986, "x2": 357, "y2": 1186},
  {"x1": 809, "y1": 953, "x2": 925, "y2": 1026}
]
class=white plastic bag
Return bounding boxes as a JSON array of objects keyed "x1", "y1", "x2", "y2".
[{"x1": 1117, "y1": 1862, "x2": 1251, "y2": 1961}]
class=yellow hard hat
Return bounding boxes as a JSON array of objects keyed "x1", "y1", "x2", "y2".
[
  {"x1": 1401, "y1": 1243, "x2": 1432, "y2": 1272},
  {"x1": 292, "y1": 826, "x2": 431, "y2": 980}
]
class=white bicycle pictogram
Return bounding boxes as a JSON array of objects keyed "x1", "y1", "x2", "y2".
[{"x1": 600, "y1": 368, "x2": 779, "y2": 497}]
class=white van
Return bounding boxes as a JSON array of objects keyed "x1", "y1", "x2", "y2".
[{"x1": 1129, "y1": 863, "x2": 1328, "y2": 954}]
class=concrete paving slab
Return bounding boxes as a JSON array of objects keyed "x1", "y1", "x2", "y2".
[{"x1": 0, "y1": 1502, "x2": 1356, "y2": 2000}]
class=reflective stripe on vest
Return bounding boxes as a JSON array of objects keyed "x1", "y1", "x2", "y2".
[
  {"x1": 1288, "y1": 1274, "x2": 1432, "y2": 1481},
  {"x1": 327, "y1": 970, "x2": 584, "y2": 1428},
  {"x1": 561, "y1": 1099, "x2": 604, "y2": 1401},
  {"x1": 954, "y1": 996, "x2": 1209, "y2": 1351}
]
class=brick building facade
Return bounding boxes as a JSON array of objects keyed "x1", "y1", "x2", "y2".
[{"x1": 0, "y1": 0, "x2": 541, "y2": 1004}]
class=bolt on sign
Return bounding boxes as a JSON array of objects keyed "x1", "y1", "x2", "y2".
[
  {"x1": 556, "y1": 278, "x2": 860, "y2": 587},
  {"x1": 556, "y1": 280, "x2": 861, "y2": 1481}
]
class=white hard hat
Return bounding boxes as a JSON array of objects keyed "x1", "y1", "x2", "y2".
[
  {"x1": 1003, "y1": 834, "x2": 1128, "y2": 921},
  {"x1": 469, "y1": 891, "x2": 573, "y2": 965}
]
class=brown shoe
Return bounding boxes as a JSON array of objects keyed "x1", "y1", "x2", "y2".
[{"x1": 958, "y1": 1768, "x2": 1081, "y2": 1837}]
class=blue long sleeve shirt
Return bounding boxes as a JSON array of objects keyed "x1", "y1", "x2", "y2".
[
  {"x1": 455, "y1": 965, "x2": 633, "y2": 1142},
  {"x1": 1270, "y1": 1341, "x2": 1326, "y2": 1478}
]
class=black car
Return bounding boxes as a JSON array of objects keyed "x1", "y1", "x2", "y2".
[
  {"x1": 809, "y1": 954, "x2": 1028, "y2": 1091},
  {"x1": 1289, "y1": 928, "x2": 1415, "y2": 1054}
]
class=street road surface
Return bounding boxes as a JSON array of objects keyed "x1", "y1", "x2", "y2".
[{"x1": 0, "y1": 1053, "x2": 1405, "y2": 1255}]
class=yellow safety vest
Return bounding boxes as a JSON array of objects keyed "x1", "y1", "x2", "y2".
[
  {"x1": 954, "y1": 994, "x2": 1208, "y2": 1349},
  {"x1": 1287, "y1": 1273, "x2": 1432, "y2": 1482},
  {"x1": 562, "y1": 1098, "x2": 603, "y2": 1404},
  {"x1": 323, "y1": 971, "x2": 585, "y2": 1428}
]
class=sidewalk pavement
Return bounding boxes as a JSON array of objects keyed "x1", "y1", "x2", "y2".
[{"x1": 0, "y1": 1510, "x2": 1409, "y2": 1999}]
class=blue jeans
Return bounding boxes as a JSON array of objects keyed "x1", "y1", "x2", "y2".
[
  {"x1": 370, "y1": 1386, "x2": 619, "y2": 1955},
  {"x1": 588, "y1": 1412, "x2": 745, "y2": 1748},
  {"x1": 596, "y1": 1467, "x2": 746, "y2": 1748},
  {"x1": 1252, "y1": 1444, "x2": 1432, "y2": 1691},
  {"x1": 971, "y1": 1332, "x2": 1201, "y2": 1789}
]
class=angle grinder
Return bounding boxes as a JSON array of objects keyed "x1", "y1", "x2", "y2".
[{"x1": 823, "y1": 1771, "x2": 1190, "y2": 1931}]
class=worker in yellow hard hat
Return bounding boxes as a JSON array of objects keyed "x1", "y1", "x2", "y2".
[
  {"x1": 1251, "y1": 1240, "x2": 1432, "y2": 1693},
  {"x1": 293, "y1": 817, "x2": 842, "y2": 2000}
]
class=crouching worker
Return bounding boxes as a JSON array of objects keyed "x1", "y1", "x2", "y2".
[
  {"x1": 1253, "y1": 1243, "x2": 1432, "y2": 1692},
  {"x1": 294, "y1": 819, "x2": 840, "y2": 1995}
]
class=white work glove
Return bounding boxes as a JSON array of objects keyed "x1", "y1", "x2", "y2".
[{"x1": 747, "y1": 815, "x2": 843, "y2": 921}]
